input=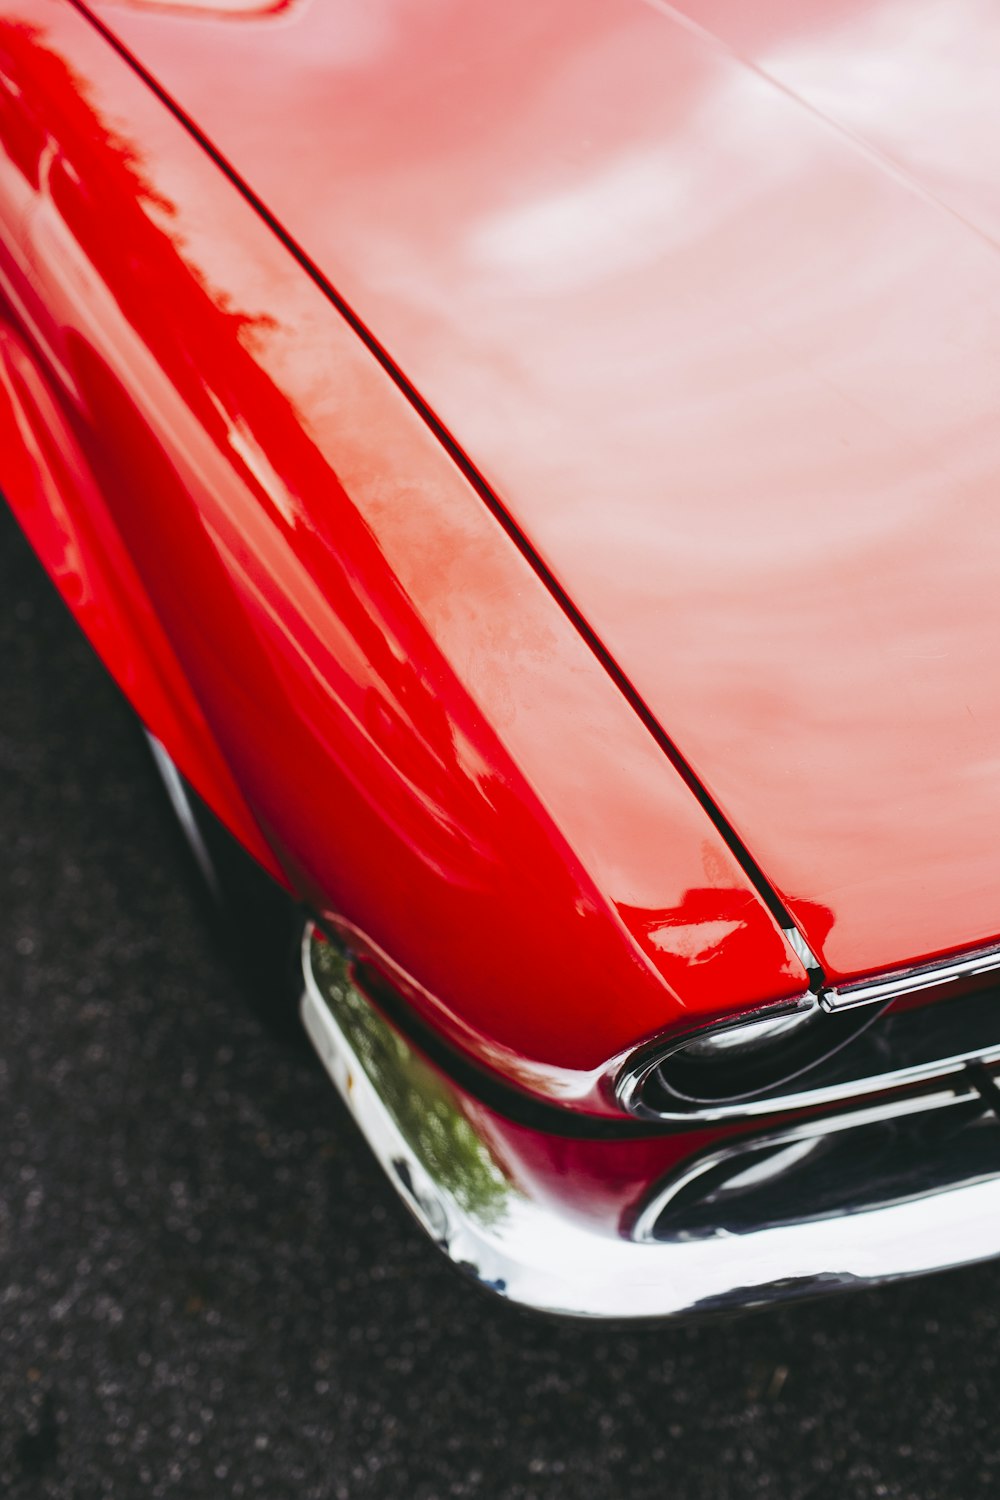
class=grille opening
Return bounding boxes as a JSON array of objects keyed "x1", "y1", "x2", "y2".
[{"x1": 640, "y1": 1090, "x2": 1000, "y2": 1242}]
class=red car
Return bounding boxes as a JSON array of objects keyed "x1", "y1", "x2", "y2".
[{"x1": 4, "y1": 0, "x2": 1000, "y2": 1317}]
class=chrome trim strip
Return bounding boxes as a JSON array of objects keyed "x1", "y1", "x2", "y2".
[
  {"x1": 618, "y1": 1036, "x2": 1000, "y2": 1125},
  {"x1": 821, "y1": 941, "x2": 1000, "y2": 1013},
  {"x1": 300, "y1": 924, "x2": 1000, "y2": 1319}
]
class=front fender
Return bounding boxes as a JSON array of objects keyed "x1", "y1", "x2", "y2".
[{"x1": 0, "y1": 0, "x2": 806, "y2": 1108}]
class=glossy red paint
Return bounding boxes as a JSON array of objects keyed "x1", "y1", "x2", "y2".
[
  {"x1": 84, "y1": 0, "x2": 1000, "y2": 985},
  {"x1": 0, "y1": 315, "x2": 285, "y2": 878},
  {"x1": 0, "y1": 0, "x2": 808, "y2": 1109}
]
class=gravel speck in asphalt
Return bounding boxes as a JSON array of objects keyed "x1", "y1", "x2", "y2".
[{"x1": 4, "y1": 502, "x2": 1000, "y2": 1499}]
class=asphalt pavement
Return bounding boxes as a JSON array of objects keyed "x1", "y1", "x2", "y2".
[{"x1": 4, "y1": 500, "x2": 1000, "y2": 1500}]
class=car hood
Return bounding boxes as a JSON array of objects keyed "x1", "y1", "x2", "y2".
[{"x1": 87, "y1": 0, "x2": 1000, "y2": 984}]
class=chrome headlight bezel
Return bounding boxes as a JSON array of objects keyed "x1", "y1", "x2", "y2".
[{"x1": 615, "y1": 994, "x2": 888, "y2": 1119}]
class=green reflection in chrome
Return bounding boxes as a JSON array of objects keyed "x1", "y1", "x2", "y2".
[{"x1": 310, "y1": 935, "x2": 514, "y2": 1227}]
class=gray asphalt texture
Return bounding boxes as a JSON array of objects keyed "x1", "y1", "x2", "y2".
[{"x1": 4, "y1": 500, "x2": 1000, "y2": 1500}]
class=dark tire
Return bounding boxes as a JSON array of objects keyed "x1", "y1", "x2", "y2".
[{"x1": 145, "y1": 734, "x2": 306, "y2": 1042}]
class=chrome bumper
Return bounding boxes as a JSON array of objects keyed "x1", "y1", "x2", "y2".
[{"x1": 300, "y1": 925, "x2": 1000, "y2": 1319}]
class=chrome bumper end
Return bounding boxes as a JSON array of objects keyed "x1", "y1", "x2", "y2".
[{"x1": 300, "y1": 926, "x2": 1000, "y2": 1320}]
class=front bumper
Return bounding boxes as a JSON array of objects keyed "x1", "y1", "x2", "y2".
[{"x1": 300, "y1": 925, "x2": 1000, "y2": 1319}]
